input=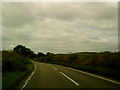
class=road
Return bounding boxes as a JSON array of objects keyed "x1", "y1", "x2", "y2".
[{"x1": 22, "y1": 61, "x2": 120, "y2": 88}]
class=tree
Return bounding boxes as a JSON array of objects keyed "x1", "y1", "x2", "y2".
[
  {"x1": 13, "y1": 45, "x2": 35, "y2": 57},
  {"x1": 45, "y1": 52, "x2": 54, "y2": 62},
  {"x1": 68, "y1": 54, "x2": 78, "y2": 64},
  {"x1": 37, "y1": 52, "x2": 45, "y2": 57}
]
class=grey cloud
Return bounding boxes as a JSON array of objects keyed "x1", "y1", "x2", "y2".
[
  {"x1": 2, "y1": 2, "x2": 118, "y2": 53},
  {"x1": 2, "y1": 3, "x2": 36, "y2": 28},
  {"x1": 36, "y1": 2, "x2": 117, "y2": 20}
]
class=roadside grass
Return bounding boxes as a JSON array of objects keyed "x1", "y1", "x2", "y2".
[
  {"x1": 3, "y1": 71, "x2": 25, "y2": 88},
  {"x1": 2, "y1": 62, "x2": 34, "y2": 88},
  {"x1": 2, "y1": 50, "x2": 35, "y2": 88}
]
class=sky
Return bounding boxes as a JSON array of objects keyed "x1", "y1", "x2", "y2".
[{"x1": 2, "y1": 2, "x2": 118, "y2": 54}]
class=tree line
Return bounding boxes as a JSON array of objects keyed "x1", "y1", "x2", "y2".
[
  {"x1": 13, "y1": 45, "x2": 45, "y2": 58},
  {"x1": 35, "y1": 51, "x2": 120, "y2": 69},
  {"x1": 12, "y1": 45, "x2": 120, "y2": 70}
]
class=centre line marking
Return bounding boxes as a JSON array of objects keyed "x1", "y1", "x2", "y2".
[
  {"x1": 60, "y1": 72, "x2": 79, "y2": 86},
  {"x1": 52, "y1": 67, "x2": 57, "y2": 71}
]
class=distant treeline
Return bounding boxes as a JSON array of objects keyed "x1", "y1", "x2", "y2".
[
  {"x1": 35, "y1": 51, "x2": 120, "y2": 69},
  {"x1": 4, "y1": 45, "x2": 119, "y2": 70},
  {"x1": 14, "y1": 44, "x2": 119, "y2": 70}
]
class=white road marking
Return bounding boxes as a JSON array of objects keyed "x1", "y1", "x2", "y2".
[
  {"x1": 67, "y1": 67, "x2": 120, "y2": 85},
  {"x1": 22, "y1": 81, "x2": 28, "y2": 90},
  {"x1": 60, "y1": 72, "x2": 79, "y2": 86},
  {"x1": 21, "y1": 64, "x2": 36, "y2": 90},
  {"x1": 52, "y1": 67, "x2": 57, "y2": 71}
]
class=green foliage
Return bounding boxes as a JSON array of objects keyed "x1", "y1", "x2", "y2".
[
  {"x1": 35, "y1": 51, "x2": 120, "y2": 70},
  {"x1": 45, "y1": 52, "x2": 54, "y2": 62},
  {"x1": 2, "y1": 50, "x2": 34, "y2": 88},
  {"x1": 37, "y1": 52, "x2": 45, "y2": 57},
  {"x1": 78, "y1": 53, "x2": 93, "y2": 60},
  {"x1": 3, "y1": 71, "x2": 25, "y2": 88},
  {"x1": 13, "y1": 45, "x2": 36, "y2": 58},
  {"x1": 2, "y1": 50, "x2": 31, "y2": 72},
  {"x1": 68, "y1": 54, "x2": 78, "y2": 64}
]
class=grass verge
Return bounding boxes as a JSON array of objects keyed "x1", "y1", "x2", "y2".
[{"x1": 2, "y1": 62, "x2": 34, "y2": 88}]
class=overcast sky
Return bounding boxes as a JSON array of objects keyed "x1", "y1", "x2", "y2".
[{"x1": 2, "y1": 2, "x2": 118, "y2": 54}]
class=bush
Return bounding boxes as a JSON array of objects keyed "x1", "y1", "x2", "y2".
[
  {"x1": 2, "y1": 50, "x2": 31, "y2": 72},
  {"x1": 2, "y1": 50, "x2": 34, "y2": 88}
]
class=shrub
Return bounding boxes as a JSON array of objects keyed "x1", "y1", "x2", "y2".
[{"x1": 2, "y1": 50, "x2": 31, "y2": 72}]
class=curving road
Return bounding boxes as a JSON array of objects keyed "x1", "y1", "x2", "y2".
[{"x1": 22, "y1": 61, "x2": 120, "y2": 89}]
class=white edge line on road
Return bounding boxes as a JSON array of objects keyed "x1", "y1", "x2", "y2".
[
  {"x1": 52, "y1": 67, "x2": 57, "y2": 71},
  {"x1": 60, "y1": 72, "x2": 79, "y2": 86},
  {"x1": 67, "y1": 67, "x2": 120, "y2": 85},
  {"x1": 21, "y1": 63, "x2": 36, "y2": 90}
]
